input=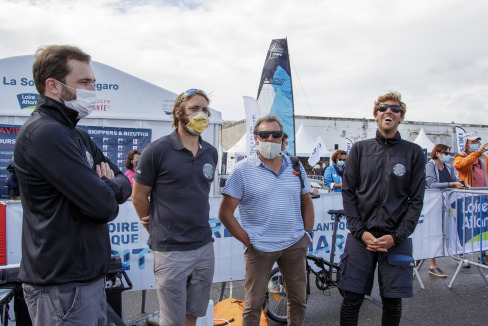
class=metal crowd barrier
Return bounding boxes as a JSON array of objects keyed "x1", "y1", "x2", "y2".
[{"x1": 444, "y1": 188, "x2": 488, "y2": 288}]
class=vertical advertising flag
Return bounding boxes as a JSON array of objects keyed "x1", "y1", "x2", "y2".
[
  {"x1": 455, "y1": 126, "x2": 466, "y2": 154},
  {"x1": 345, "y1": 138, "x2": 353, "y2": 155},
  {"x1": 308, "y1": 136, "x2": 328, "y2": 166},
  {"x1": 243, "y1": 96, "x2": 259, "y2": 157},
  {"x1": 256, "y1": 39, "x2": 295, "y2": 155}
]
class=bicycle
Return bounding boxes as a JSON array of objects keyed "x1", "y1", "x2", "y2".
[{"x1": 264, "y1": 209, "x2": 345, "y2": 324}]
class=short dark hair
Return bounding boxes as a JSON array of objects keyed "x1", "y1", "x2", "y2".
[
  {"x1": 430, "y1": 144, "x2": 450, "y2": 160},
  {"x1": 32, "y1": 45, "x2": 91, "y2": 95},
  {"x1": 332, "y1": 150, "x2": 347, "y2": 163},
  {"x1": 125, "y1": 149, "x2": 141, "y2": 170}
]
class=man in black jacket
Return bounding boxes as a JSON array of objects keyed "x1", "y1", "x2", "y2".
[
  {"x1": 14, "y1": 45, "x2": 131, "y2": 326},
  {"x1": 339, "y1": 92, "x2": 425, "y2": 326}
]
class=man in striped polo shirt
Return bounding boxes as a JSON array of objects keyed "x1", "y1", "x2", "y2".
[{"x1": 219, "y1": 115, "x2": 315, "y2": 325}]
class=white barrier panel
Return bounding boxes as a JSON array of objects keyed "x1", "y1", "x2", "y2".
[
  {"x1": 411, "y1": 189, "x2": 444, "y2": 260},
  {"x1": 4, "y1": 190, "x2": 443, "y2": 291}
]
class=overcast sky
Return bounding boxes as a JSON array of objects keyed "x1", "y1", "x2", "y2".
[{"x1": 1, "y1": 0, "x2": 487, "y2": 124}]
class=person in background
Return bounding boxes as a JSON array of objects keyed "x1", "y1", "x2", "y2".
[
  {"x1": 124, "y1": 149, "x2": 141, "y2": 188},
  {"x1": 313, "y1": 163, "x2": 322, "y2": 176},
  {"x1": 324, "y1": 150, "x2": 347, "y2": 192},
  {"x1": 425, "y1": 144, "x2": 465, "y2": 277},
  {"x1": 453, "y1": 131, "x2": 488, "y2": 265},
  {"x1": 454, "y1": 131, "x2": 488, "y2": 187},
  {"x1": 281, "y1": 132, "x2": 289, "y2": 154}
]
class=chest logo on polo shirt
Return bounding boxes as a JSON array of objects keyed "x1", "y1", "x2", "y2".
[
  {"x1": 203, "y1": 163, "x2": 215, "y2": 180},
  {"x1": 393, "y1": 163, "x2": 406, "y2": 176},
  {"x1": 85, "y1": 151, "x2": 94, "y2": 168}
]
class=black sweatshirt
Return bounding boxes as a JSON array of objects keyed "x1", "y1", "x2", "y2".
[
  {"x1": 15, "y1": 95, "x2": 131, "y2": 285},
  {"x1": 342, "y1": 130, "x2": 425, "y2": 244}
]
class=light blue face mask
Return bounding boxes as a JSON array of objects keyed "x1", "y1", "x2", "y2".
[
  {"x1": 440, "y1": 155, "x2": 450, "y2": 164},
  {"x1": 337, "y1": 160, "x2": 345, "y2": 167},
  {"x1": 470, "y1": 143, "x2": 480, "y2": 151}
]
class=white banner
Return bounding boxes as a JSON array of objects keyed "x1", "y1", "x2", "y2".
[
  {"x1": 4, "y1": 191, "x2": 445, "y2": 290},
  {"x1": 243, "y1": 96, "x2": 259, "y2": 157},
  {"x1": 345, "y1": 138, "x2": 353, "y2": 155},
  {"x1": 411, "y1": 190, "x2": 444, "y2": 260},
  {"x1": 455, "y1": 126, "x2": 466, "y2": 154},
  {"x1": 308, "y1": 135, "x2": 328, "y2": 166}
]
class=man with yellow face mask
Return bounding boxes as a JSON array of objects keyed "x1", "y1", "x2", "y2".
[{"x1": 132, "y1": 89, "x2": 218, "y2": 326}]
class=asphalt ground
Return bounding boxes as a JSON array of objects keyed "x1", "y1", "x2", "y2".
[{"x1": 123, "y1": 256, "x2": 488, "y2": 326}]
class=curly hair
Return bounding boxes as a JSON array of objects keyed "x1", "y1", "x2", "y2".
[
  {"x1": 373, "y1": 91, "x2": 407, "y2": 117},
  {"x1": 331, "y1": 150, "x2": 347, "y2": 164},
  {"x1": 125, "y1": 149, "x2": 141, "y2": 170}
]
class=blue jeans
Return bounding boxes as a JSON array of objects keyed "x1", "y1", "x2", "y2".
[{"x1": 23, "y1": 277, "x2": 107, "y2": 326}]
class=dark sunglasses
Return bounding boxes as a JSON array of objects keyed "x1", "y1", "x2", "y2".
[
  {"x1": 377, "y1": 104, "x2": 402, "y2": 113},
  {"x1": 178, "y1": 89, "x2": 207, "y2": 106},
  {"x1": 337, "y1": 158, "x2": 346, "y2": 161},
  {"x1": 256, "y1": 131, "x2": 283, "y2": 139},
  {"x1": 441, "y1": 152, "x2": 451, "y2": 156}
]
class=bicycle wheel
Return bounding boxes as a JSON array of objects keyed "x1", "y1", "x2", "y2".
[{"x1": 265, "y1": 267, "x2": 288, "y2": 324}]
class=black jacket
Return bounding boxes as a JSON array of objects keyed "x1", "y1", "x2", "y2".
[
  {"x1": 342, "y1": 130, "x2": 425, "y2": 244},
  {"x1": 14, "y1": 95, "x2": 131, "y2": 285}
]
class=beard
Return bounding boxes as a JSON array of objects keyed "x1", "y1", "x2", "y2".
[
  {"x1": 60, "y1": 84, "x2": 76, "y2": 102},
  {"x1": 178, "y1": 112, "x2": 194, "y2": 135}
]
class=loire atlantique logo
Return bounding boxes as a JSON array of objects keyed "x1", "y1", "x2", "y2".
[{"x1": 17, "y1": 93, "x2": 38, "y2": 109}]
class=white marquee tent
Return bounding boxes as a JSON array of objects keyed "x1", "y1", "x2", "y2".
[
  {"x1": 413, "y1": 128, "x2": 435, "y2": 153},
  {"x1": 296, "y1": 123, "x2": 316, "y2": 156},
  {"x1": 0, "y1": 55, "x2": 223, "y2": 142}
]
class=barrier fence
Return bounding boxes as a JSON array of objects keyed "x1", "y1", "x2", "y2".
[
  {"x1": 2, "y1": 189, "x2": 487, "y2": 290},
  {"x1": 444, "y1": 188, "x2": 488, "y2": 288}
]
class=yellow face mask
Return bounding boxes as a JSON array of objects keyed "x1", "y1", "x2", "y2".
[{"x1": 186, "y1": 111, "x2": 209, "y2": 135}]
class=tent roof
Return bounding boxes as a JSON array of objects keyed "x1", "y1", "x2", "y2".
[
  {"x1": 0, "y1": 55, "x2": 222, "y2": 123},
  {"x1": 296, "y1": 123, "x2": 315, "y2": 156},
  {"x1": 413, "y1": 128, "x2": 435, "y2": 152},
  {"x1": 227, "y1": 133, "x2": 247, "y2": 154}
]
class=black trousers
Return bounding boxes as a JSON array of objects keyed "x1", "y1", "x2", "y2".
[{"x1": 340, "y1": 290, "x2": 402, "y2": 326}]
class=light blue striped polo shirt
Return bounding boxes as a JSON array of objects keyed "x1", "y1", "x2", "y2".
[{"x1": 222, "y1": 154, "x2": 312, "y2": 252}]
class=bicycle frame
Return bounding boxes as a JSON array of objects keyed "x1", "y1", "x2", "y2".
[{"x1": 265, "y1": 209, "x2": 345, "y2": 323}]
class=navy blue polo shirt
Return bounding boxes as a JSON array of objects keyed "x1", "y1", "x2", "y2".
[{"x1": 134, "y1": 129, "x2": 217, "y2": 252}]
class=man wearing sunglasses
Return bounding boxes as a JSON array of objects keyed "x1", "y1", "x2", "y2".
[
  {"x1": 132, "y1": 89, "x2": 217, "y2": 326},
  {"x1": 219, "y1": 115, "x2": 314, "y2": 325},
  {"x1": 339, "y1": 92, "x2": 425, "y2": 326}
]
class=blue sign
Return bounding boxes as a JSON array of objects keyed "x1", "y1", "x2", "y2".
[
  {"x1": 78, "y1": 125, "x2": 152, "y2": 172},
  {"x1": 456, "y1": 194, "x2": 488, "y2": 244}
]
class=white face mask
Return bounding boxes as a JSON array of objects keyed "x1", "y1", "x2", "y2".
[
  {"x1": 56, "y1": 80, "x2": 97, "y2": 119},
  {"x1": 257, "y1": 141, "x2": 282, "y2": 160}
]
